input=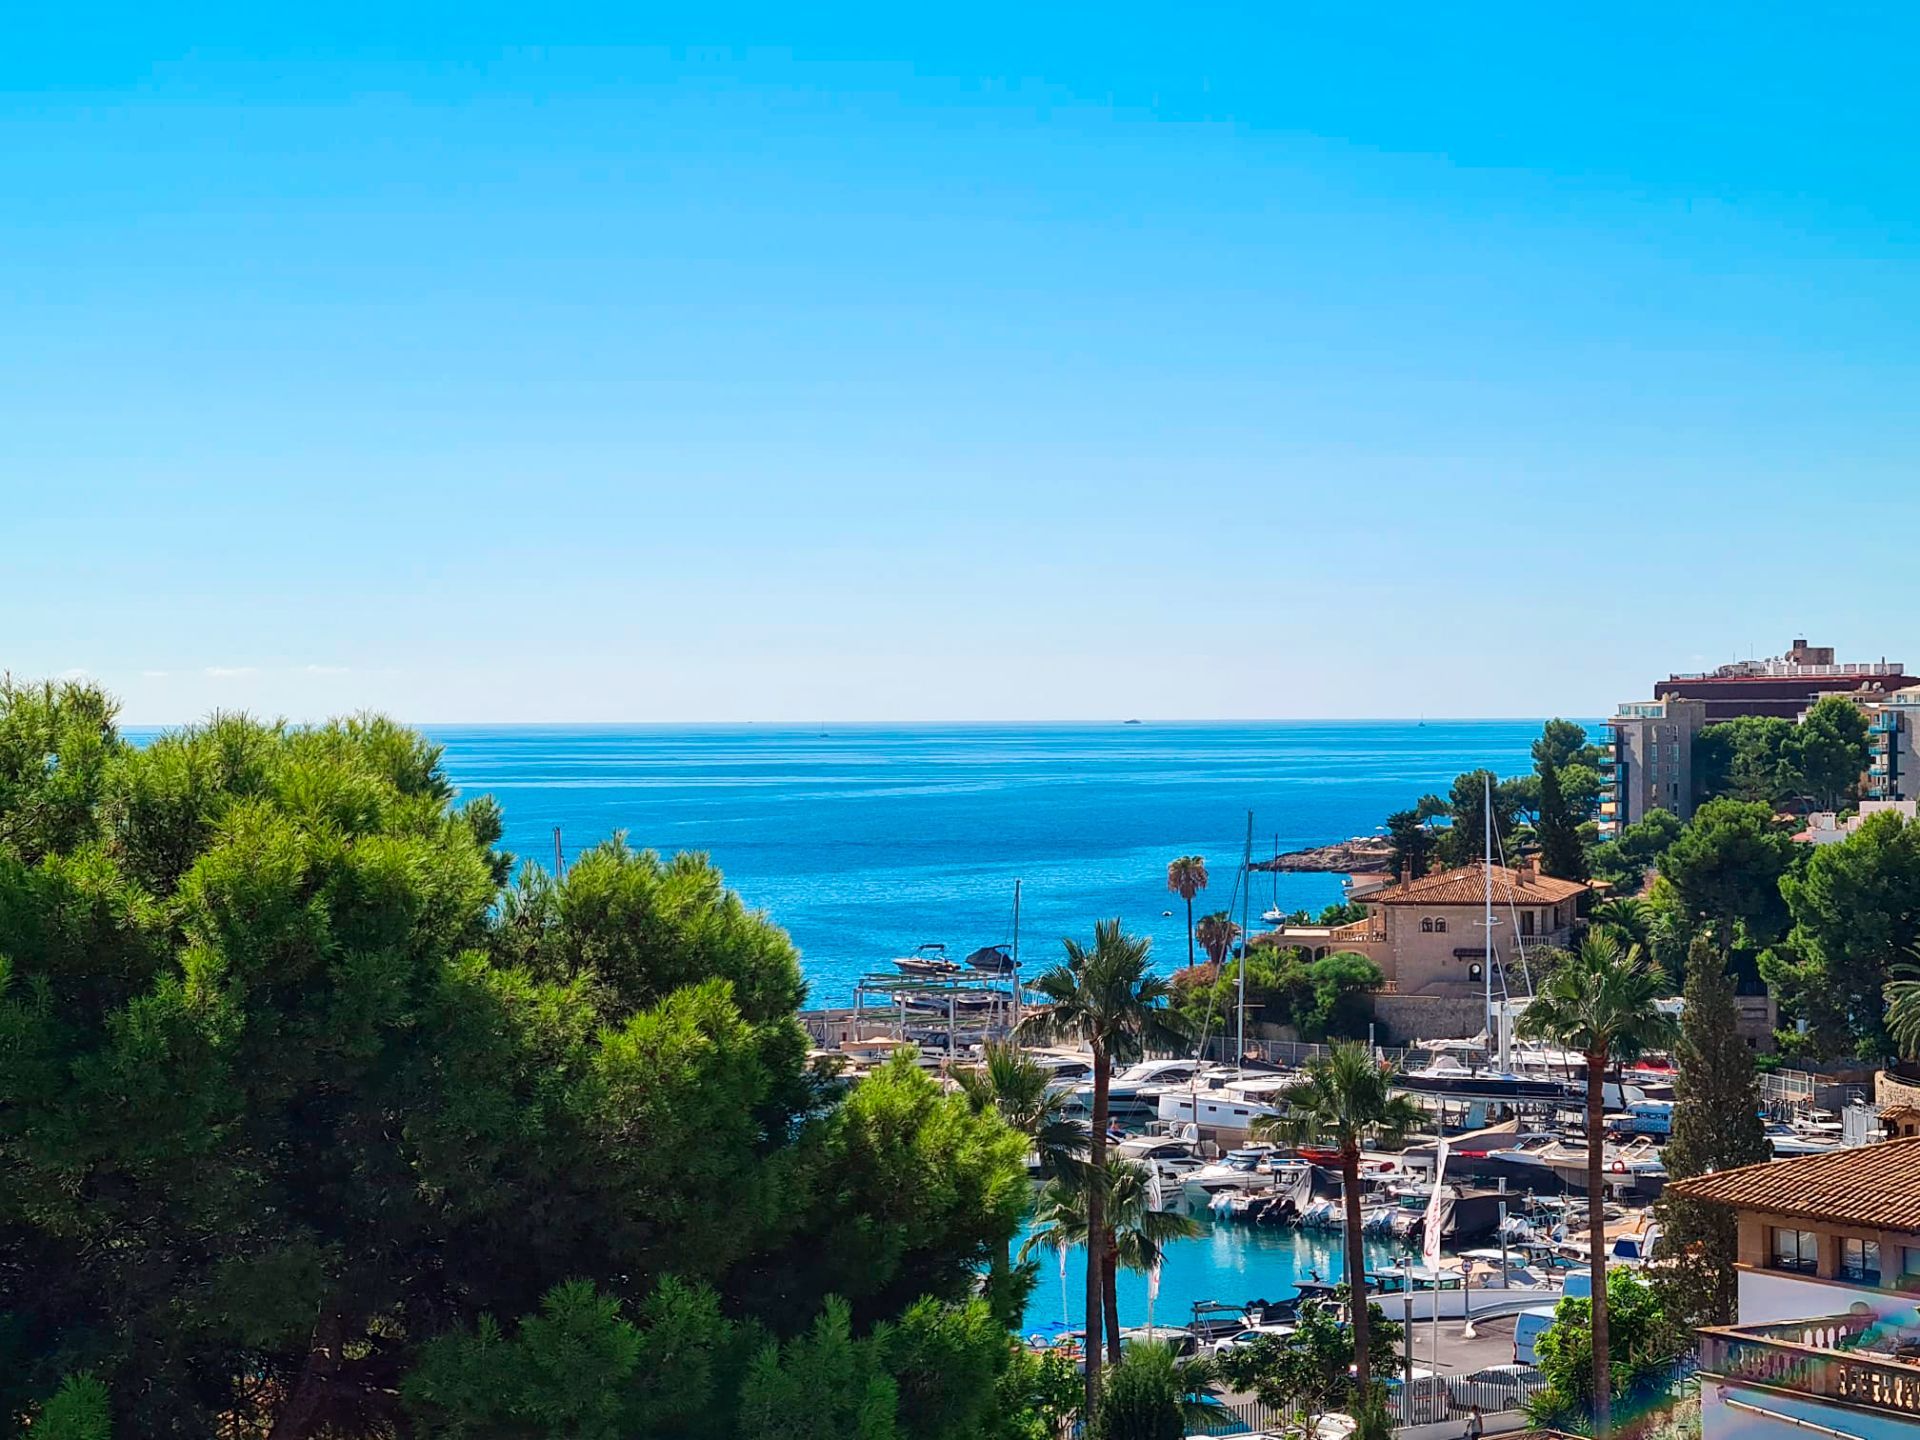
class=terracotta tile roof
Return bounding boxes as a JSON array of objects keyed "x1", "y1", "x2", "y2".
[
  {"x1": 1367, "y1": 861, "x2": 1589, "y2": 908},
  {"x1": 1664, "y1": 1136, "x2": 1920, "y2": 1232}
]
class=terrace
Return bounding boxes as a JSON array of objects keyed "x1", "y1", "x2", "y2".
[{"x1": 1699, "y1": 1310, "x2": 1920, "y2": 1419}]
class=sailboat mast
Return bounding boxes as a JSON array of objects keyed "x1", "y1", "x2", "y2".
[
  {"x1": 1238, "y1": 811, "x2": 1253, "y2": 1077},
  {"x1": 1483, "y1": 774, "x2": 1498, "y2": 1069},
  {"x1": 1010, "y1": 879, "x2": 1022, "y2": 1038}
]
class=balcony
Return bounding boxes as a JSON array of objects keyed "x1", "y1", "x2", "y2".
[{"x1": 1699, "y1": 1312, "x2": 1920, "y2": 1418}]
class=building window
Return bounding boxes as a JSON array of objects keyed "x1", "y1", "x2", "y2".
[
  {"x1": 1840, "y1": 1239, "x2": 1881, "y2": 1285},
  {"x1": 1901, "y1": 1247, "x2": 1920, "y2": 1289},
  {"x1": 1468, "y1": 963, "x2": 1483, "y2": 981},
  {"x1": 1771, "y1": 1227, "x2": 1818, "y2": 1274},
  {"x1": 1421, "y1": 918, "x2": 1434, "y2": 933},
  {"x1": 1434, "y1": 918, "x2": 1447, "y2": 934},
  {"x1": 1521, "y1": 911, "x2": 1535, "y2": 936}
]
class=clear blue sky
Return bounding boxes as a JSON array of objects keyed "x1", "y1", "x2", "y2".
[{"x1": 7, "y1": 5, "x2": 1919, "y2": 722}]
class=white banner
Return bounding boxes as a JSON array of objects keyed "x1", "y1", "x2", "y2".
[{"x1": 1422, "y1": 1135, "x2": 1450, "y2": 1272}]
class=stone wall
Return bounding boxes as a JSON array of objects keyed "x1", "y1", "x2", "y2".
[{"x1": 1370, "y1": 993, "x2": 1488, "y2": 1044}]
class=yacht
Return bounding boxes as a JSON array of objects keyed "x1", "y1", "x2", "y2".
[
  {"x1": 1366, "y1": 1259, "x2": 1562, "y2": 1321},
  {"x1": 1183, "y1": 1144, "x2": 1285, "y2": 1200},
  {"x1": 891, "y1": 943, "x2": 962, "y2": 978},
  {"x1": 1072, "y1": 1058, "x2": 1208, "y2": 1122},
  {"x1": 1112, "y1": 1132, "x2": 1211, "y2": 1195},
  {"x1": 1764, "y1": 1121, "x2": 1843, "y2": 1157},
  {"x1": 1026, "y1": 1051, "x2": 1095, "y2": 1096},
  {"x1": 1156, "y1": 1073, "x2": 1297, "y2": 1132}
]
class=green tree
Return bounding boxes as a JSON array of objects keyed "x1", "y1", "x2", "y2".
[
  {"x1": 1384, "y1": 810, "x2": 1436, "y2": 881},
  {"x1": 1535, "y1": 718, "x2": 1602, "y2": 772},
  {"x1": 1300, "y1": 951, "x2": 1385, "y2": 1041},
  {"x1": 1166, "y1": 857, "x2": 1208, "y2": 973},
  {"x1": 1786, "y1": 696, "x2": 1870, "y2": 810},
  {"x1": 1692, "y1": 717, "x2": 1803, "y2": 806},
  {"x1": 1084, "y1": 1342, "x2": 1185, "y2": 1440},
  {"x1": 1194, "y1": 911, "x2": 1242, "y2": 969},
  {"x1": 29, "y1": 1374, "x2": 113, "y2": 1440},
  {"x1": 1536, "y1": 759, "x2": 1589, "y2": 882},
  {"x1": 1587, "y1": 810, "x2": 1684, "y2": 893},
  {"x1": 956, "y1": 1041, "x2": 1088, "y2": 1317},
  {"x1": 1773, "y1": 808, "x2": 1920, "y2": 1058},
  {"x1": 1517, "y1": 938, "x2": 1677, "y2": 1437},
  {"x1": 1252, "y1": 1044, "x2": 1421, "y2": 1396},
  {"x1": 1657, "y1": 799, "x2": 1795, "y2": 949},
  {"x1": 738, "y1": 1297, "x2": 898, "y2": 1440},
  {"x1": 1434, "y1": 770, "x2": 1524, "y2": 869},
  {"x1": 1531, "y1": 1271, "x2": 1683, "y2": 1430},
  {"x1": 1216, "y1": 1298, "x2": 1399, "y2": 1435},
  {"x1": 753, "y1": 1050, "x2": 1030, "y2": 1334},
  {"x1": 0, "y1": 685, "x2": 1034, "y2": 1440},
  {"x1": 1014, "y1": 922, "x2": 1190, "y2": 1411},
  {"x1": 1655, "y1": 939, "x2": 1768, "y2": 1328}
]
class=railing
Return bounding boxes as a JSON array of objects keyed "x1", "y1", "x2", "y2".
[
  {"x1": 1182, "y1": 1374, "x2": 1550, "y2": 1435},
  {"x1": 1699, "y1": 1314, "x2": 1920, "y2": 1418},
  {"x1": 1331, "y1": 919, "x2": 1387, "y2": 944}
]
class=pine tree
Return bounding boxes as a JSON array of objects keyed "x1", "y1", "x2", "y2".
[
  {"x1": 1655, "y1": 938, "x2": 1769, "y2": 1326},
  {"x1": 1535, "y1": 759, "x2": 1588, "y2": 881}
]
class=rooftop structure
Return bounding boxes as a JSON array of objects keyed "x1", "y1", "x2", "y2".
[{"x1": 1652, "y1": 638, "x2": 1913, "y2": 722}]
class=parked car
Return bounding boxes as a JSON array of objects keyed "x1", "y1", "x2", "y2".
[
  {"x1": 1209, "y1": 1322, "x2": 1296, "y2": 1358},
  {"x1": 1445, "y1": 1363, "x2": 1545, "y2": 1412},
  {"x1": 1380, "y1": 1367, "x2": 1451, "y2": 1424}
]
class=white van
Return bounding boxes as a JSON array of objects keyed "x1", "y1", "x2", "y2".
[{"x1": 1513, "y1": 1305, "x2": 1560, "y2": 1366}]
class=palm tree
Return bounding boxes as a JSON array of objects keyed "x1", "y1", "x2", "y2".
[
  {"x1": 1588, "y1": 896, "x2": 1649, "y2": 950},
  {"x1": 1167, "y1": 856, "x2": 1209, "y2": 971},
  {"x1": 958, "y1": 1041, "x2": 1088, "y2": 1287},
  {"x1": 1885, "y1": 951, "x2": 1920, "y2": 1059},
  {"x1": 1193, "y1": 911, "x2": 1242, "y2": 970},
  {"x1": 1252, "y1": 1043, "x2": 1422, "y2": 1398},
  {"x1": 1517, "y1": 935, "x2": 1676, "y2": 1436},
  {"x1": 1021, "y1": 1161, "x2": 1201, "y2": 1373},
  {"x1": 1016, "y1": 920, "x2": 1191, "y2": 1413}
]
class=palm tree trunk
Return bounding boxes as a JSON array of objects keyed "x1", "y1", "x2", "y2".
[
  {"x1": 1343, "y1": 1143, "x2": 1371, "y2": 1394},
  {"x1": 1085, "y1": 1043, "x2": 1111, "y2": 1417},
  {"x1": 1185, "y1": 894, "x2": 1196, "y2": 971},
  {"x1": 1103, "y1": 1227, "x2": 1122, "y2": 1366},
  {"x1": 1587, "y1": 1048, "x2": 1611, "y2": 1436}
]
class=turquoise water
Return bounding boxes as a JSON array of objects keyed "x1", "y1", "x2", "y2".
[
  {"x1": 425, "y1": 720, "x2": 1558, "y2": 1003},
  {"x1": 1018, "y1": 1215, "x2": 1410, "y2": 1338}
]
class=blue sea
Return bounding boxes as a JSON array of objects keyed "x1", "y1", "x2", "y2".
[{"x1": 428, "y1": 720, "x2": 1553, "y2": 1005}]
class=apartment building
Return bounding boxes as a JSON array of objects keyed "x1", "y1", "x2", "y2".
[
  {"x1": 1862, "y1": 686, "x2": 1920, "y2": 803},
  {"x1": 1597, "y1": 697, "x2": 1706, "y2": 838}
]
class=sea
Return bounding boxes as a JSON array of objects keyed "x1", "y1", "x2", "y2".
[{"x1": 428, "y1": 720, "x2": 1554, "y2": 1004}]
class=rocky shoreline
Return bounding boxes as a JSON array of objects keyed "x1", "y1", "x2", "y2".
[{"x1": 1248, "y1": 836, "x2": 1395, "y2": 874}]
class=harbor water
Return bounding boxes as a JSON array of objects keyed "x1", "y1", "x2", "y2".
[{"x1": 1018, "y1": 1214, "x2": 1410, "y2": 1339}]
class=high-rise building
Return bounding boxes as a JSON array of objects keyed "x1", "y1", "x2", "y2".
[{"x1": 1597, "y1": 697, "x2": 1706, "y2": 837}]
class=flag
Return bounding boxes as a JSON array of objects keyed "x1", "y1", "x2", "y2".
[{"x1": 1422, "y1": 1135, "x2": 1450, "y2": 1272}]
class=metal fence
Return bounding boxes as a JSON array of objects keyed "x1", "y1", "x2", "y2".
[{"x1": 1179, "y1": 1372, "x2": 1550, "y2": 1436}]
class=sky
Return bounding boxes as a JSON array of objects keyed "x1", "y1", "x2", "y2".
[{"x1": 6, "y1": 5, "x2": 1919, "y2": 723}]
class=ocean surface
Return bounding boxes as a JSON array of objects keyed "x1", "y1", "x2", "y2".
[{"x1": 426, "y1": 720, "x2": 1557, "y2": 1004}]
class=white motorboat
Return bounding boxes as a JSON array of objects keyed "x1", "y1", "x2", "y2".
[
  {"x1": 1112, "y1": 1133, "x2": 1211, "y2": 1199},
  {"x1": 891, "y1": 942, "x2": 963, "y2": 978},
  {"x1": 1764, "y1": 1121, "x2": 1843, "y2": 1157},
  {"x1": 1073, "y1": 1057, "x2": 1210, "y2": 1121},
  {"x1": 1183, "y1": 1144, "x2": 1285, "y2": 1199},
  {"x1": 1368, "y1": 1257, "x2": 1563, "y2": 1321},
  {"x1": 1156, "y1": 1072, "x2": 1296, "y2": 1133}
]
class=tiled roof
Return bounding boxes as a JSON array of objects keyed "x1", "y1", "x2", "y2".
[
  {"x1": 1367, "y1": 861, "x2": 1588, "y2": 908},
  {"x1": 1664, "y1": 1136, "x2": 1920, "y2": 1232}
]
